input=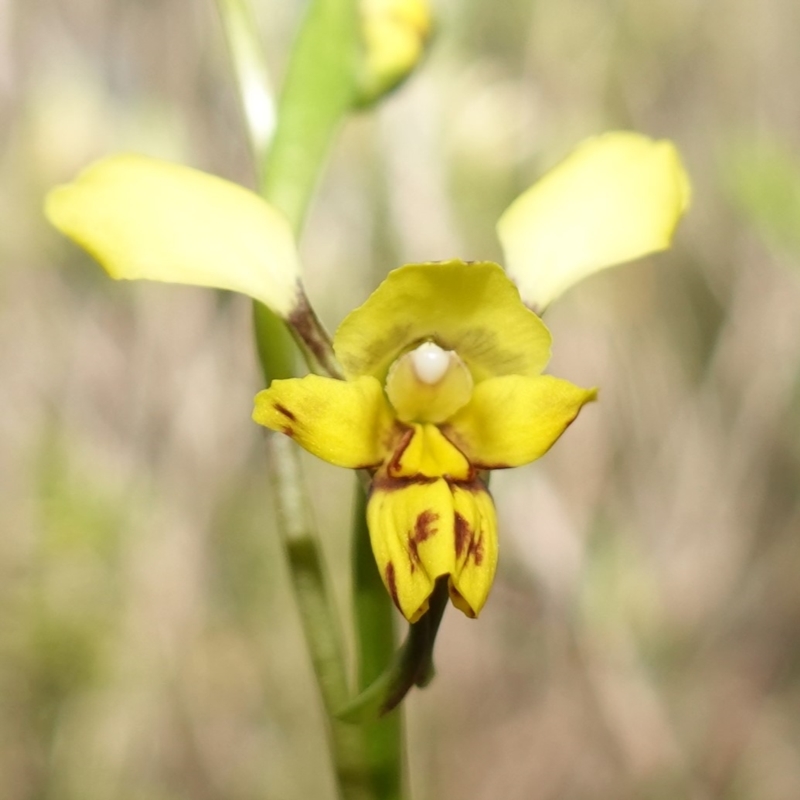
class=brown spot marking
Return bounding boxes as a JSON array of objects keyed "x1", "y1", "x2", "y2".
[
  {"x1": 385, "y1": 562, "x2": 400, "y2": 609},
  {"x1": 454, "y1": 512, "x2": 471, "y2": 559},
  {"x1": 468, "y1": 532, "x2": 484, "y2": 566},
  {"x1": 408, "y1": 510, "x2": 438, "y2": 570},
  {"x1": 387, "y1": 426, "x2": 414, "y2": 476},
  {"x1": 281, "y1": 425, "x2": 294, "y2": 437},
  {"x1": 447, "y1": 476, "x2": 488, "y2": 494},
  {"x1": 370, "y1": 473, "x2": 437, "y2": 496},
  {"x1": 454, "y1": 513, "x2": 484, "y2": 566},
  {"x1": 273, "y1": 403, "x2": 297, "y2": 422}
]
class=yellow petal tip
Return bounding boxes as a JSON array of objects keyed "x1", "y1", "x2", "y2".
[{"x1": 498, "y1": 131, "x2": 691, "y2": 311}]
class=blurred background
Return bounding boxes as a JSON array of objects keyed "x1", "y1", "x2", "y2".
[{"x1": 3, "y1": 0, "x2": 800, "y2": 798}]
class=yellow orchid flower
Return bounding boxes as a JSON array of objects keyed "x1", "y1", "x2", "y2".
[
  {"x1": 45, "y1": 132, "x2": 689, "y2": 625},
  {"x1": 253, "y1": 260, "x2": 597, "y2": 622}
]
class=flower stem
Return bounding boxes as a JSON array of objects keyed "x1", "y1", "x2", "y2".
[
  {"x1": 352, "y1": 485, "x2": 403, "y2": 799},
  {"x1": 268, "y1": 435, "x2": 372, "y2": 800},
  {"x1": 257, "y1": 0, "x2": 359, "y2": 230},
  {"x1": 217, "y1": 1, "x2": 379, "y2": 798}
]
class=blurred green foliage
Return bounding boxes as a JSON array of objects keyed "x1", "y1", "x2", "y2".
[{"x1": 726, "y1": 135, "x2": 800, "y2": 255}]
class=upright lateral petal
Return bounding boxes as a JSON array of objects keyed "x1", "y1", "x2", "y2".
[
  {"x1": 45, "y1": 154, "x2": 302, "y2": 317},
  {"x1": 253, "y1": 375, "x2": 396, "y2": 469},
  {"x1": 498, "y1": 132, "x2": 691, "y2": 311},
  {"x1": 443, "y1": 374, "x2": 597, "y2": 469}
]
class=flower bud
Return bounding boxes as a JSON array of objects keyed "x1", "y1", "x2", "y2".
[{"x1": 356, "y1": 0, "x2": 433, "y2": 107}]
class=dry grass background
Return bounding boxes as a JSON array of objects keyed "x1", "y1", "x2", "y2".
[{"x1": 2, "y1": 0, "x2": 800, "y2": 798}]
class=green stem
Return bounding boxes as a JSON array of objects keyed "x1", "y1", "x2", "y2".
[
  {"x1": 253, "y1": 301, "x2": 298, "y2": 382},
  {"x1": 338, "y1": 581, "x2": 448, "y2": 723},
  {"x1": 217, "y1": 1, "x2": 378, "y2": 798},
  {"x1": 258, "y1": 0, "x2": 359, "y2": 229},
  {"x1": 268, "y1": 435, "x2": 372, "y2": 800},
  {"x1": 352, "y1": 485, "x2": 403, "y2": 799}
]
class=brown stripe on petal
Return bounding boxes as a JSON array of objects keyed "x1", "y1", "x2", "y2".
[
  {"x1": 469, "y1": 532, "x2": 485, "y2": 566},
  {"x1": 387, "y1": 426, "x2": 414, "y2": 476},
  {"x1": 414, "y1": 510, "x2": 438, "y2": 543},
  {"x1": 370, "y1": 473, "x2": 438, "y2": 495},
  {"x1": 382, "y1": 419, "x2": 410, "y2": 455},
  {"x1": 454, "y1": 512, "x2": 470, "y2": 559},
  {"x1": 408, "y1": 510, "x2": 438, "y2": 568},
  {"x1": 385, "y1": 561, "x2": 400, "y2": 609},
  {"x1": 447, "y1": 476, "x2": 489, "y2": 494},
  {"x1": 273, "y1": 403, "x2": 297, "y2": 422}
]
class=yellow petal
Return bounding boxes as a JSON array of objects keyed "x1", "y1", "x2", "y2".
[
  {"x1": 334, "y1": 260, "x2": 552, "y2": 382},
  {"x1": 387, "y1": 423, "x2": 472, "y2": 480},
  {"x1": 449, "y1": 481, "x2": 498, "y2": 618},
  {"x1": 443, "y1": 374, "x2": 597, "y2": 469},
  {"x1": 497, "y1": 132, "x2": 691, "y2": 311},
  {"x1": 253, "y1": 375, "x2": 396, "y2": 469},
  {"x1": 367, "y1": 476, "x2": 456, "y2": 622},
  {"x1": 45, "y1": 154, "x2": 302, "y2": 317}
]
